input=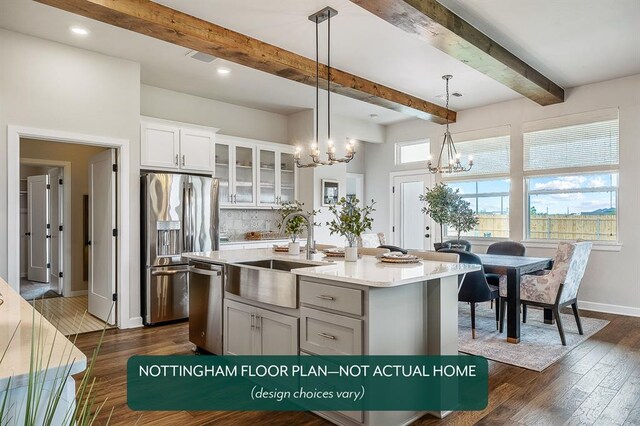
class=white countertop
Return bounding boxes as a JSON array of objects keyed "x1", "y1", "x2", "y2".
[
  {"x1": 183, "y1": 248, "x2": 479, "y2": 288},
  {"x1": 220, "y1": 238, "x2": 289, "y2": 245},
  {"x1": 0, "y1": 279, "x2": 87, "y2": 390}
]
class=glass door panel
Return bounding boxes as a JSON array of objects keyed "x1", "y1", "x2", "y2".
[
  {"x1": 279, "y1": 152, "x2": 295, "y2": 204},
  {"x1": 214, "y1": 143, "x2": 230, "y2": 204},
  {"x1": 259, "y1": 149, "x2": 276, "y2": 205},
  {"x1": 234, "y1": 145, "x2": 254, "y2": 204}
]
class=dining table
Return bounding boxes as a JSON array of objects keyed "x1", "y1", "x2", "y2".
[{"x1": 477, "y1": 253, "x2": 553, "y2": 344}]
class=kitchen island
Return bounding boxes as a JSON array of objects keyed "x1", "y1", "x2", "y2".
[
  {"x1": 0, "y1": 278, "x2": 87, "y2": 424},
  {"x1": 183, "y1": 248, "x2": 479, "y2": 426}
]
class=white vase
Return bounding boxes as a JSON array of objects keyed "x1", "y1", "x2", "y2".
[
  {"x1": 288, "y1": 242, "x2": 300, "y2": 255},
  {"x1": 344, "y1": 246, "x2": 358, "y2": 262}
]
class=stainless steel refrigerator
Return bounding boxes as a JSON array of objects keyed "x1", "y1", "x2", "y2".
[{"x1": 141, "y1": 172, "x2": 219, "y2": 325}]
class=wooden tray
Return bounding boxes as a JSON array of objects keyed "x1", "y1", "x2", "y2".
[{"x1": 379, "y1": 256, "x2": 421, "y2": 264}]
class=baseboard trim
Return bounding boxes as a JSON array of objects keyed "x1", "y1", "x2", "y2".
[
  {"x1": 579, "y1": 300, "x2": 640, "y2": 317},
  {"x1": 68, "y1": 290, "x2": 88, "y2": 297},
  {"x1": 121, "y1": 316, "x2": 143, "y2": 329}
]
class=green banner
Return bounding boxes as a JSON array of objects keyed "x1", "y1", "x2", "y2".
[{"x1": 127, "y1": 355, "x2": 488, "y2": 411}]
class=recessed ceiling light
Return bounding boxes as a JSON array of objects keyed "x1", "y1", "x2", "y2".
[
  {"x1": 216, "y1": 67, "x2": 231, "y2": 75},
  {"x1": 69, "y1": 26, "x2": 90, "y2": 36}
]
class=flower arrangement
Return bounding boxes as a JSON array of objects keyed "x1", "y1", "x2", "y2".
[
  {"x1": 326, "y1": 197, "x2": 376, "y2": 248},
  {"x1": 275, "y1": 201, "x2": 318, "y2": 243}
]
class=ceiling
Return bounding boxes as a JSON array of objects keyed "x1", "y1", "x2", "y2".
[{"x1": 0, "y1": 0, "x2": 638, "y2": 125}]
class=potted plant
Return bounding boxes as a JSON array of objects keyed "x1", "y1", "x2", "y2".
[
  {"x1": 419, "y1": 183, "x2": 457, "y2": 250},
  {"x1": 275, "y1": 200, "x2": 317, "y2": 254},
  {"x1": 449, "y1": 197, "x2": 479, "y2": 244},
  {"x1": 326, "y1": 197, "x2": 376, "y2": 261}
]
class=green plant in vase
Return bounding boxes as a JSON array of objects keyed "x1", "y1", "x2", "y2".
[
  {"x1": 419, "y1": 182, "x2": 457, "y2": 249},
  {"x1": 326, "y1": 197, "x2": 376, "y2": 261},
  {"x1": 275, "y1": 201, "x2": 318, "y2": 253}
]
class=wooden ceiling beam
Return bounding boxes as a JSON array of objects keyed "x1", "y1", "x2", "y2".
[
  {"x1": 351, "y1": 0, "x2": 565, "y2": 105},
  {"x1": 34, "y1": 0, "x2": 455, "y2": 124}
]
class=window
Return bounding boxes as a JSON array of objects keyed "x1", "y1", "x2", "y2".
[
  {"x1": 395, "y1": 140, "x2": 430, "y2": 165},
  {"x1": 446, "y1": 179, "x2": 510, "y2": 238},
  {"x1": 523, "y1": 110, "x2": 619, "y2": 241},
  {"x1": 527, "y1": 173, "x2": 618, "y2": 241},
  {"x1": 442, "y1": 130, "x2": 511, "y2": 238}
]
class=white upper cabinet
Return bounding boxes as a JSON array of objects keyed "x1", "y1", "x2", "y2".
[
  {"x1": 140, "y1": 117, "x2": 217, "y2": 173},
  {"x1": 257, "y1": 146, "x2": 298, "y2": 207},
  {"x1": 141, "y1": 121, "x2": 180, "y2": 169}
]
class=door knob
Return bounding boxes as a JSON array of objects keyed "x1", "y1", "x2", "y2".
[
  {"x1": 425, "y1": 226, "x2": 430, "y2": 230},
  {"x1": 425, "y1": 234, "x2": 430, "y2": 238}
]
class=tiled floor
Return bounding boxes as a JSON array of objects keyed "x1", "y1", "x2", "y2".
[{"x1": 20, "y1": 277, "x2": 60, "y2": 300}]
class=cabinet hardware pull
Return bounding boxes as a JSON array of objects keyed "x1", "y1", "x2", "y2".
[
  {"x1": 250, "y1": 313, "x2": 255, "y2": 329},
  {"x1": 255, "y1": 315, "x2": 261, "y2": 330},
  {"x1": 317, "y1": 332, "x2": 336, "y2": 340},
  {"x1": 316, "y1": 295, "x2": 335, "y2": 301},
  {"x1": 175, "y1": 154, "x2": 179, "y2": 165},
  {"x1": 182, "y1": 155, "x2": 186, "y2": 166}
]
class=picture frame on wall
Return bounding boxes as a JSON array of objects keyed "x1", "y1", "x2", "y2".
[{"x1": 321, "y1": 179, "x2": 340, "y2": 206}]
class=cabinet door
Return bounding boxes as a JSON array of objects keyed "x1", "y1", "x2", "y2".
[
  {"x1": 224, "y1": 299, "x2": 254, "y2": 355},
  {"x1": 214, "y1": 141, "x2": 232, "y2": 205},
  {"x1": 256, "y1": 307, "x2": 298, "y2": 355},
  {"x1": 141, "y1": 121, "x2": 180, "y2": 169},
  {"x1": 233, "y1": 144, "x2": 256, "y2": 205},
  {"x1": 278, "y1": 151, "x2": 296, "y2": 204},
  {"x1": 257, "y1": 148, "x2": 277, "y2": 206},
  {"x1": 180, "y1": 128, "x2": 214, "y2": 172}
]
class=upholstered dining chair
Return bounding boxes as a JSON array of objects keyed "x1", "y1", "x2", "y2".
[
  {"x1": 440, "y1": 249, "x2": 500, "y2": 338},
  {"x1": 442, "y1": 239, "x2": 472, "y2": 252},
  {"x1": 357, "y1": 247, "x2": 390, "y2": 256},
  {"x1": 377, "y1": 245, "x2": 408, "y2": 254},
  {"x1": 485, "y1": 240, "x2": 526, "y2": 286},
  {"x1": 498, "y1": 241, "x2": 592, "y2": 346},
  {"x1": 357, "y1": 232, "x2": 386, "y2": 248},
  {"x1": 409, "y1": 250, "x2": 459, "y2": 263}
]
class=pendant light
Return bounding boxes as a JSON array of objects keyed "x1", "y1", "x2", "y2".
[{"x1": 295, "y1": 7, "x2": 356, "y2": 168}]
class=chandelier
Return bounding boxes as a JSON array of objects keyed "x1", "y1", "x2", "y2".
[
  {"x1": 427, "y1": 75, "x2": 473, "y2": 174},
  {"x1": 295, "y1": 7, "x2": 356, "y2": 168}
]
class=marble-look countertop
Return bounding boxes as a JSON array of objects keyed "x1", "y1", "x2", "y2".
[
  {"x1": 0, "y1": 279, "x2": 87, "y2": 390},
  {"x1": 183, "y1": 248, "x2": 480, "y2": 288},
  {"x1": 220, "y1": 238, "x2": 289, "y2": 245}
]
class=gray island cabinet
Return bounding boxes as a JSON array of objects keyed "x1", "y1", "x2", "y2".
[{"x1": 182, "y1": 249, "x2": 479, "y2": 426}]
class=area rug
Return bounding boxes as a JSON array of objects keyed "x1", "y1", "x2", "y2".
[{"x1": 458, "y1": 302, "x2": 609, "y2": 371}]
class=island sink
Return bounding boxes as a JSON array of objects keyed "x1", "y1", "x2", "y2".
[{"x1": 226, "y1": 259, "x2": 328, "y2": 309}]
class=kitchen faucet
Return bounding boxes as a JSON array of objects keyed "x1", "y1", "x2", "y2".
[{"x1": 283, "y1": 212, "x2": 315, "y2": 260}]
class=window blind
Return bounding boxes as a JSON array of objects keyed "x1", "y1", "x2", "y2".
[
  {"x1": 442, "y1": 135, "x2": 510, "y2": 180},
  {"x1": 523, "y1": 119, "x2": 619, "y2": 174}
]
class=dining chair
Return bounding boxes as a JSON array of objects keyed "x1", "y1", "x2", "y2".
[
  {"x1": 442, "y1": 239, "x2": 472, "y2": 252},
  {"x1": 377, "y1": 245, "x2": 408, "y2": 254},
  {"x1": 485, "y1": 241, "x2": 526, "y2": 286},
  {"x1": 357, "y1": 247, "x2": 390, "y2": 256},
  {"x1": 440, "y1": 249, "x2": 500, "y2": 338},
  {"x1": 357, "y1": 232, "x2": 386, "y2": 248},
  {"x1": 498, "y1": 241, "x2": 593, "y2": 346},
  {"x1": 409, "y1": 250, "x2": 459, "y2": 263}
]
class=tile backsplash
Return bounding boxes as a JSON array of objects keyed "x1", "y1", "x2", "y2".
[{"x1": 220, "y1": 209, "x2": 284, "y2": 240}]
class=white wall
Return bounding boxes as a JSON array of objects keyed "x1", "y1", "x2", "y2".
[
  {"x1": 141, "y1": 85, "x2": 289, "y2": 143},
  {"x1": 0, "y1": 29, "x2": 142, "y2": 326},
  {"x1": 368, "y1": 74, "x2": 640, "y2": 315}
]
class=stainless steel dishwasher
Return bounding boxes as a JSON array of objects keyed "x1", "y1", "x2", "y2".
[{"x1": 188, "y1": 261, "x2": 224, "y2": 354}]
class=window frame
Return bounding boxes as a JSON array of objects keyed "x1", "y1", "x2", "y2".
[
  {"x1": 444, "y1": 177, "x2": 511, "y2": 240},
  {"x1": 394, "y1": 139, "x2": 430, "y2": 166},
  {"x1": 524, "y1": 169, "x2": 620, "y2": 243}
]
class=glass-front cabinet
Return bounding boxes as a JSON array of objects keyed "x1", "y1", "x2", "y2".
[
  {"x1": 257, "y1": 146, "x2": 298, "y2": 207},
  {"x1": 215, "y1": 135, "x2": 296, "y2": 208}
]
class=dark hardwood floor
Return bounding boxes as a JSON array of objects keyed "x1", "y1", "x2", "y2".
[{"x1": 73, "y1": 309, "x2": 640, "y2": 426}]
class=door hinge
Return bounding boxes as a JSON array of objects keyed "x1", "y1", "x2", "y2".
[
  {"x1": 112, "y1": 164, "x2": 118, "y2": 172},
  {"x1": 392, "y1": 226, "x2": 395, "y2": 232},
  {"x1": 46, "y1": 223, "x2": 50, "y2": 229},
  {"x1": 46, "y1": 183, "x2": 51, "y2": 190},
  {"x1": 59, "y1": 225, "x2": 63, "y2": 231},
  {"x1": 112, "y1": 293, "x2": 118, "y2": 302},
  {"x1": 46, "y1": 263, "x2": 51, "y2": 269},
  {"x1": 112, "y1": 228, "x2": 118, "y2": 237},
  {"x1": 59, "y1": 178, "x2": 63, "y2": 185},
  {"x1": 58, "y1": 272, "x2": 63, "y2": 278},
  {"x1": 392, "y1": 186, "x2": 395, "y2": 194}
]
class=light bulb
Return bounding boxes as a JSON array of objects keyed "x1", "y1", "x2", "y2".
[{"x1": 455, "y1": 153, "x2": 461, "y2": 159}]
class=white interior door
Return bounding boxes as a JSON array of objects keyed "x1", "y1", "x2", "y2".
[
  {"x1": 47, "y1": 168, "x2": 63, "y2": 294},
  {"x1": 392, "y1": 172, "x2": 434, "y2": 251},
  {"x1": 27, "y1": 175, "x2": 50, "y2": 283},
  {"x1": 88, "y1": 149, "x2": 116, "y2": 324}
]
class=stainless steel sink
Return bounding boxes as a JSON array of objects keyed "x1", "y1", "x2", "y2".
[
  {"x1": 235, "y1": 259, "x2": 320, "y2": 271},
  {"x1": 226, "y1": 259, "x2": 320, "y2": 309}
]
